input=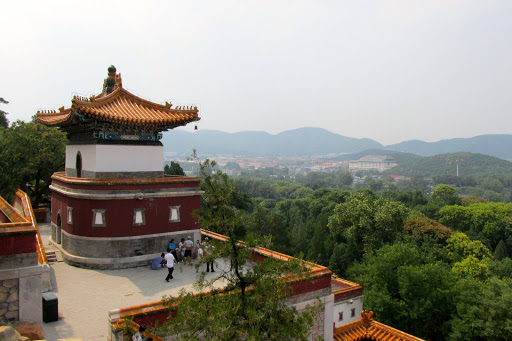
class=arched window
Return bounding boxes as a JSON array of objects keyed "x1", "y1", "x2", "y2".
[
  {"x1": 76, "y1": 151, "x2": 82, "y2": 178},
  {"x1": 56, "y1": 212, "x2": 62, "y2": 244}
]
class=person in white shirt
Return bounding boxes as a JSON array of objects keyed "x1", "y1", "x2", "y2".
[
  {"x1": 164, "y1": 248, "x2": 176, "y2": 282},
  {"x1": 178, "y1": 238, "x2": 185, "y2": 262}
]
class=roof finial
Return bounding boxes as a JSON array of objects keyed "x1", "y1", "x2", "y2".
[{"x1": 105, "y1": 65, "x2": 117, "y2": 94}]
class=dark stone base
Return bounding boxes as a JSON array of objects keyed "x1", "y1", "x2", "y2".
[
  {"x1": 50, "y1": 229, "x2": 200, "y2": 270},
  {"x1": 0, "y1": 253, "x2": 38, "y2": 269}
]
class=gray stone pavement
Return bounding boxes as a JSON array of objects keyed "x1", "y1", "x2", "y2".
[{"x1": 38, "y1": 224, "x2": 222, "y2": 341}]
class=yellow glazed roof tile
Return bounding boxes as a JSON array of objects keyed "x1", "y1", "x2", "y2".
[{"x1": 36, "y1": 70, "x2": 199, "y2": 128}]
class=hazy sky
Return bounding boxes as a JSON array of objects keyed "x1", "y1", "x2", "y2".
[{"x1": 1, "y1": 1, "x2": 511, "y2": 145}]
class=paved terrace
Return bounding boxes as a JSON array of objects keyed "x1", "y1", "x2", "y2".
[{"x1": 38, "y1": 224, "x2": 228, "y2": 341}]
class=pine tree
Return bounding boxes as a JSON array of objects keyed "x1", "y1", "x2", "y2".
[{"x1": 494, "y1": 240, "x2": 509, "y2": 261}]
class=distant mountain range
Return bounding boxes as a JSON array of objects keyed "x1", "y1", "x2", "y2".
[
  {"x1": 386, "y1": 135, "x2": 512, "y2": 160},
  {"x1": 387, "y1": 152, "x2": 512, "y2": 177},
  {"x1": 161, "y1": 127, "x2": 381, "y2": 157},
  {"x1": 162, "y1": 127, "x2": 512, "y2": 160}
]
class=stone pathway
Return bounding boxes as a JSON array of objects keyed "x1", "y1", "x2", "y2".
[{"x1": 38, "y1": 224, "x2": 221, "y2": 341}]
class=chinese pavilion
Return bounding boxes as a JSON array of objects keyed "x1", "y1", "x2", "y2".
[{"x1": 36, "y1": 66, "x2": 202, "y2": 269}]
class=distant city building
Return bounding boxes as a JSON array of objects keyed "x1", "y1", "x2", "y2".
[
  {"x1": 349, "y1": 155, "x2": 397, "y2": 172},
  {"x1": 222, "y1": 168, "x2": 242, "y2": 176}
]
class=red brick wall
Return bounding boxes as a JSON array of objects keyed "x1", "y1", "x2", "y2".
[
  {"x1": 291, "y1": 274, "x2": 331, "y2": 296},
  {"x1": 51, "y1": 189, "x2": 201, "y2": 237},
  {"x1": 0, "y1": 234, "x2": 37, "y2": 255}
]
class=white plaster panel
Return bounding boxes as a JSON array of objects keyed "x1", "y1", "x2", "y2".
[
  {"x1": 66, "y1": 145, "x2": 97, "y2": 172},
  {"x1": 19, "y1": 274, "x2": 42, "y2": 323},
  {"x1": 323, "y1": 294, "x2": 334, "y2": 340},
  {"x1": 94, "y1": 145, "x2": 163, "y2": 172},
  {"x1": 333, "y1": 295, "x2": 363, "y2": 328}
]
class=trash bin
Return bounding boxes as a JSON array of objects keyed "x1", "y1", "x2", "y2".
[{"x1": 42, "y1": 292, "x2": 58, "y2": 322}]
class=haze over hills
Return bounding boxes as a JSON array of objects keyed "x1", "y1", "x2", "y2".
[
  {"x1": 162, "y1": 127, "x2": 382, "y2": 157},
  {"x1": 387, "y1": 152, "x2": 512, "y2": 177},
  {"x1": 386, "y1": 134, "x2": 512, "y2": 160},
  {"x1": 162, "y1": 128, "x2": 512, "y2": 160}
]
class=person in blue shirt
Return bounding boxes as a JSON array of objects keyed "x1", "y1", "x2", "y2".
[
  {"x1": 150, "y1": 253, "x2": 166, "y2": 270},
  {"x1": 168, "y1": 239, "x2": 178, "y2": 261}
]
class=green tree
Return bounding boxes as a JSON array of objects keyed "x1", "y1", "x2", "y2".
[
  {"x1": 247, "y1": 204, "x2": 271, "y2": 237},
  {"x1": 488, "y1": 258, "x2": 512, "y2": 279},
  {"x1": 460, "y1": 196, "x2": 486, "y2": 206},
  {"x1": 494, "y1": 239, "x2": 509, "y2": 260},
  {"x1": 446, "y1": 232, "x2": 492, "y2": 279},
  {"x1": 450, "y1": 277, "x2": 512, "y2": 341},
  {"x1": 164, "y1": 161, "x2": 185, "y2": 175},
  {"x1": 431, "y1": 184, "x2": 460, "y2": 205},
  {"x1": 403, "y1": 215, "x2": 453, "y2": 243},
  {"x1": 0, "y1": 121, "x2": 67, "y2": 205},
  {"x1": 290, "y1": 186, "x2": 313, "y2": 199},
  {"x1": 364, "y1": 176, "x2": 383, "y2": 192},
  {"x1": 158, "y1": 154, "x2": 317, "y2": 340},
  {"x1": 478, "y1": 176, "x2": 504, "y2": 193},
  {"x1": 350, "y1": 242, "x2": 456, "y2": 341},
  {"x1": 336, "y1": 171, "x2": 353, "y2": 187},
  {"x1": 439, "y1": 203, "x2": 512, "y2": 252},
  {"x1": 0, "y1": 97, "x2": 8, "y2": 128},
  {"x1": 328, "y1": 191, "x2": 410, "y2": 257}
]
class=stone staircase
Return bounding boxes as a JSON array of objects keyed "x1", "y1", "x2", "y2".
[
  {"x1": 45, "y1": 246, "x2": 63, "y2": 264},
  {"x1": 46, "y1": 251, "x2": 58, "y2": 263}
]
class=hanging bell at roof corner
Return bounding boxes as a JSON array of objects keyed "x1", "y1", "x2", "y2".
[{"x1": 194, "y1": 125, "x2": 198, "y2": 130}]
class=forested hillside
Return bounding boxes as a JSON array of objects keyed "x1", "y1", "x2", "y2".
[
  {"x1": 387, "y1": 134, "x2": 512, "y2": 160},
  {"x1": 388, "y1": 152, "x2": 512, "y2": 177},
  {"x1": 224, "y1": 173, "x2": 512, "y2": 341}
]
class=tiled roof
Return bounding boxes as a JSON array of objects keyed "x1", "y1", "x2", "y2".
[
  {"x1": 35, "y1": 107, "x2": 73, "y2": 126},
  {"x1": 0, "y1": 190, "x2": 48, "y2": 266},
  {"x1": 334, "y1": 311, "x2": 424, "y2": 341},
  {"x1": 36, "y1": 70, "x2": 199, "y2": 128},
  {"x1": 0, "y1": 195, "x2": 27, "y2": 224}
]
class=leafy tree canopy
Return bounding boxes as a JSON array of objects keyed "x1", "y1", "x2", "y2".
[
  {"x1": 403, "y1": 215, "x2": 453, "y2": 243},
  {"x1": 158, "y1": 153, "x2": 318, "y2": 340},
  {"x1": 450, "y1": 277, "x2": 512, "y2": 341},
  {"x1": 431, "y1": 184, "x2": 460, "y2": 205},
  {"x1": 0, "y1": 121, "x2": 66, "y2": 205},
  {"x1": 348, "y1": 242, "x2": 456, "y2": 341},
  {"x1": 0, "y1": 97, "x2": 9, "y2": 128}
]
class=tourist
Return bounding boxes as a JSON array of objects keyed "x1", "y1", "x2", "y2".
[
  {"x1": 178, "y1": 238, "x2": 186, "y2": 263},
  {"x1": 204, "y1": 237, "x2": 215, "y2": 272},
  {"x1": 150, "y1": 253, "x2": 166, "y2": 270},
  {"x1": 132, "y1": 324, "x2": 153, "y2": 341},
  {"x1": 164, "y1": 248, "x2": 176, "y2": 282},
  {"x1": 196, "y1": 239, "x2": 202, "y2": 254},
  {"x1": 183, "y1": 236, "x2": 194, "y2": 265},
  {"x1": 168, "y1": 239, "x2": 177, "y2": 260},
  {"x1": 159, "y1": 253, "x2": 167, "y2": 268}
]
